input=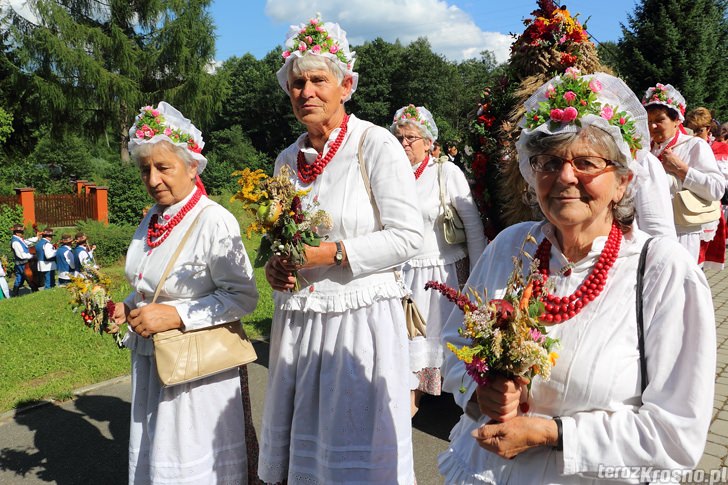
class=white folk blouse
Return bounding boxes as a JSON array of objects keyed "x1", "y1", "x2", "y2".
[
  {"x1": 405, "y1": 158, "x2": 487, "y2": 374},
  {"x1": 272, "y1": 114, "x2": 424, "y2": 312},
  {"x1": 439, "y1": 221, "x2": 715, "y2": 484},
  {"x1": 258, "y1": 114, "x2": 423, "y2": 485},
  {"x1": 122, "y1": 193, "x2": 258, "y2": 484}
]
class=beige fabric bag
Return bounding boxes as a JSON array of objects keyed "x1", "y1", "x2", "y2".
[
  {"x1": 357, "y1": 127, "x2": 426, "y2": 339},
  {"x1": 672, "y1": 189, "x2": 721, "y2": 227},
  {"x1": 151, "y1": 206, "x2": 257, "y2": 387},
  {"x1": 437, "y1": 159, "x2": 467, "y2": 244}
]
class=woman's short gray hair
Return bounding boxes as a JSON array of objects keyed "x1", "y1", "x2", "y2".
[
  {"x1": 390, "y1": 120, "x2": 433, "y2": 142},
  {"x1": 129, "y1": 140, "x2": 198, "y2": 172},
  {"x1": 289, "y1": 55, "x2": 346, "y2": 88},
  {"x1": 523, "y1": 126, "x2": 635, "y2": 232}
]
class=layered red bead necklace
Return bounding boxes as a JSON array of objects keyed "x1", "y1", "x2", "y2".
[
  {"x1": 532, "y1": 223, "x2": 622, "y2": 323},
  {"x1": 297, "y1": 114, "x2": 350, "y2": 184},
  {"x1": 413, "y1": 155, "x2": 430, "y2": 180},
  {"x1": 146, "y1": 189, "x2": 203, "y2": 248}
]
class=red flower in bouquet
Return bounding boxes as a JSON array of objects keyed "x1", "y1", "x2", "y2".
[{"x1": 426, "y1": 234, "x2": 559, "y2": 391}]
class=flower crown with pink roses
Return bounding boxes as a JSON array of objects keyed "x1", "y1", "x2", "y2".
[
  {"x1": 641, "y1": 83, "x2": 686, "y2": 121},
  {"x1": 282, "y1": 16, "x2": 351, "y2": 68},
  {"x1": 524, "y1": 67, "x2": 641, "y2": 153},
  {"x1": 132, "y1": 106, "x2": 203, "y2": 154},
  {"x1": 392, "y1": 104, "x2": 437, "y2": 139}
]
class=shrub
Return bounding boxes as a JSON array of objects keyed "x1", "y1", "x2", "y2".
[
  {"x1": 103, "y1": 161, "x2": 152, "y2": 225},
  {"x1": 0, "y1": 204, "x2": 24, "y2": 272},
  {"x1": 75, "y1": 220, "x2": 136, "y2": 266},
  {"x1": 201, "y1": 125, "x2": 273, "y2": 194}
]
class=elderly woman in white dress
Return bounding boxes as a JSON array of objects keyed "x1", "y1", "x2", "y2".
[
  {"x1": 643, "y1": 83, "x2": 724, "y2": 260},
  {"x1": 438, "y1": 71, "x2": 715, "y2": 484},
  {"x1": 259, "y1": 16, "x2": 423, "y2": 484},
  {"x1": 111, "y1": 102, "x2": 259, "y2": 484},
  {"x1": 389, "y1": 105, "x2": 486, "y2": 416}
]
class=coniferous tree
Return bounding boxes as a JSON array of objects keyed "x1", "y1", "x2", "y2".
[
  {"x1": 3, "y1": 0, "x2": 222, "y2": 159},
  {"x1": 618, "y1": 0, "x2": 728, "y2": 118}
]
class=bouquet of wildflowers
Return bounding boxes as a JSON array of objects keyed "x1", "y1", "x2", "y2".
[
  {"x1": 67, "y1": 267, "x2": 123, "y2": 348},
  {"x1": 427, "y1": 234, "x2": 559, "y2": 397},
  {"x1": 232, "y1": 165, "x2": 333, "y2": 289}
]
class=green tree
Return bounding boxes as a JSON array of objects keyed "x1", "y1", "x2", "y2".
[
  {"x1": 213, "y1": 51, "x2": 299, "y2": 157},
  {"x1": 202, "y1": 125, "x2": 273, "y2": 194},
  {"x1": 348, "y1": 38, "x2": 405, "y2": 126},
  {"x1": 389, "y1": 38, "x2": 458, "y2": 124},
  {"x1": 103, "y1": 161, "x2": 152, "y2": 225},
  {"x1": 4, "y1": 0, "x2": 223, "y2": 159},
  {"x1": 618, "y1": 0, "x2": 728, "y2": 118},
  {"x1": 0, "y1": 107, "x2": 13, "y2": 145},
  {"x1": 595, "y1": 41, "x2": 622, "y2": 75}
]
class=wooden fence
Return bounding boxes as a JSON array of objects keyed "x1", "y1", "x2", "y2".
[
  {"x1": 34, "y1": 193, "x2": 95, "y2": 227},
  {"x1": 0, "y1": 195, "x2": 18, "y2": 208}
]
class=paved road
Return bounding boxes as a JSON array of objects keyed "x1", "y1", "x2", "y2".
[{"x1": 2, "y1": 268, "x2": 728, "y2": 484}]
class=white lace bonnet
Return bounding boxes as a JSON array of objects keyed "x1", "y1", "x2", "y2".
[
  {"x1": 276, "y1": 15, "x2": 359, "y2": 102},
  {"x1": 390, "y1": 105, "x2": 439, "y2": 141},
  {"x1": 517, "y1": 69, "x2": 649, "y2": 188},
  {"x1": 127, "y1": 101, "x2": 207, "y2": 173}
]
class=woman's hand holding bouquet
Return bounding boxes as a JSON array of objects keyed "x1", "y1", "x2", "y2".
[{"x1": 233, "y1": 165, "x2": 333, "y2": 291}]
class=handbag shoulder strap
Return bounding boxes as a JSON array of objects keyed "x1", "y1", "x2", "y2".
[
  {"x1": 437, "y1": 157, "x2": 448, "y2": 212},
  {"x1": 636, "y1": 236, "x2": 654, "y2": 396},
  {"x1": 152, "y1": 204, "x2": 213, "y2": 304},
  {"x1": 357, "y1": 126, "x2": 379, "y2": 226}
]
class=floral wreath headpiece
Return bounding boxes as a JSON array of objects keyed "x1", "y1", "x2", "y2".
[
  {"x1": 127, "y1": 101, "x2": 207, "y2": 173},
  {"x1": 390, "y1": 104, "x2": 438, "y2": 141},
  {"x1": 641, "y1": 83, "x2": 686, "y2": 122},
  {"x1": 276, "y1": 15, "x2": 359, "y2": 102},
  {"x1": 517, "y1": 69, "x2": 650, "y2": 187}
]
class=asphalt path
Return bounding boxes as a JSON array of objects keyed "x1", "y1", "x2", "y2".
[{"x1": 0, "y1": 340, "x2": 462, "y2": 485}]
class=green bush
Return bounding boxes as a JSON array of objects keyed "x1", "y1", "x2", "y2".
[
  {"x1": 103, "y1": 161, "x2": 152, "y2": 225},
  {"x1": 75, "y1": 220, "x2": 136, "y2": 266},
  {"x1": 201, "y1": 125, "x2": 273, "y2": 194},
  {"x1": 0, "y1": 204, "x2": 24, "y2": 272}
]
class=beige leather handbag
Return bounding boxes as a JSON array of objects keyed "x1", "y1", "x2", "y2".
[
  {"x1": 151, "y1": 206, "x2": 257, "y2": 387},
  {"x1": 672, "y1": 190, "x2": 721, "y2": 227}
]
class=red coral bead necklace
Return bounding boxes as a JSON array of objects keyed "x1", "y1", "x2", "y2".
[
  {"x1": 297, "y1": 114, "x2": 350, "y2": 184},
  {"x1": 532, "y1": 222, "x2": 622, "y2": 323},
  {"x1": 146, "y1": 188, "x2": 203, "y2": 248},
  {"x1": 413, "y1": 155, "x2": 429, "y2": 180}
]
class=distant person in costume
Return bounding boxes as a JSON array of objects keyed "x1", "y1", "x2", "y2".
[
  {"x1": 390, "y1": 104, "x2": 486, "y2": 416},
  {"x1": 35, "y1": 227, "x2": 57, "y2": 289},
  {"x1": 72, "y1": 232, "x2": 96, "y2": 274},
  {"x1": 685, "y1": 107, "x2": 728, "y2": 269},
  {"x1": 9, "y1": 223, "x2": 39, "y2": 296},
  {"x1": 643, "y1": 83, "x2": 724, "y2": 260},
  {"x1": 55, "y1": 234, "x2": 76, "y2": 286},
  {"x1": 0, "y1": 256, "x2": 10, "y2": 299}
]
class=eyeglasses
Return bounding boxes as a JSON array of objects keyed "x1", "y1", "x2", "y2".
[
  {"x1": 395, "y1": 134, "x2": 423, "y2": 145},
  {"x1": 529, "y1": 154, "x2": 616, "y2": 175}
]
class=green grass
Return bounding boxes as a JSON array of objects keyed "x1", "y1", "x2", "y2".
[{"x1": 0, "y1": 199, "x2": 273, "y2": 413}]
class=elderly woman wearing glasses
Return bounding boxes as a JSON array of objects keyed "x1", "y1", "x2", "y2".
[
  {"x1": 438, "y1": 71, "x2": 715, "y2": 484},
  {"x1": 390, "y1": 105, "x2": 486, "y2": 416}
]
